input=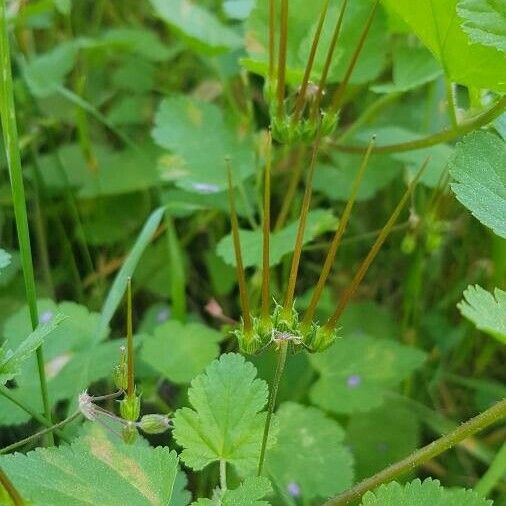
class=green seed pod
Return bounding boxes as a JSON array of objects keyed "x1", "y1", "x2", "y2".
[
  {"x1": 138, "y1": 414, "x2": 171, "y2": 434},
  {"x1": 232, "y1": 316, "x2": 272, "y2": 355},
  {"x1": 272, "y1": 302, "x2": 300, "y2": 335},
  {"x1": 303, "y1": 324, "x2": 340, "y2": 353},
  {"x1": 271, "y1": 115, "x2": 293, "y2": 144},
  {"x1": 425, "y1": 230, "x2": 442, "y2": 253},
  {"x1": 401, "y1": 233, "x2": 417, "y2": 255},
  {"x1": 122, "y1": 422, "x2": 138, "y2": 445},
  {"x1": 113, "y1": 345, "x2": 128, "y2": 391},
  {"x1": 120, "y1": 393, "x2": 141, "y2": 422}
]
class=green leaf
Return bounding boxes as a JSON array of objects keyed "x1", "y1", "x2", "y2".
[
  {"x1": 22, "y1": 42, "x2": 78, "y2": 97},
  {"x1": 0, "y1": 313, "x2": 65, "y2": 385},
  {"x1": 35, "y1": 143, "x2": 161, "y2": 198},
  {"x1": 173, "y1": 353, "x2": 273, "y2": 475},
  {"x1": 266, "y1": 402, "x2": 353, "y2": 500},
  {"x1": 217, "y1": 209, "x2": 338, "y2": 268},
  {"x1": 309, "y1": 335, "x2": 426, "y2": 414},
  {"x1": 244, "y1": 0, "x2": 387, "y2": 84},
  {"x1": 224, "y1": 0, "x2": 255, "y2": 20},
  {"x1": 95, "y1": 207, "x2": 165, "y2": 341},
  {"x1": 360, "y1": 478, "x2": 492, "y2": 505},
  {"x1": 449, "y1": 131, "x2": 506, "y2": 238},
  {"x1": 193, "y1": 477, "x2": 272, "y2": 505},
  {"x1": 96, "y1": 28, "x2": 173, "y2": 61},
  {"x1": 172, "y1": 470, "x2": 192, "y2": 506},
  {"x1": 141, "y1": 321, "x2": 224, "y2": 384},
  {"x1": 152, "y1": 95, "x2": 254, "y2": 192},
  {"x1": 0, "y1": 424, "x2": 180, "y2": 505},
  {"x1": 458, "y1": 284, "x2": 506, "y2": 343},
  {"x1": 457, "y1": 0, "x2": 506, "y2": 53},
  {"x1": 346, "y1": 400, "x2": 420, "y2": 480},
  {"x1": 0, "y1": 301, "x2": 127, "y2": 426},
  {"x1": 382, "y1": 0, "x2": 506, "y2": 91},
  {"x1": 150, "y1": 0, "x2": 242, "y2": 55},
  {"x1": 372, "y1": 46, "x2": 442, "y2": 93}
]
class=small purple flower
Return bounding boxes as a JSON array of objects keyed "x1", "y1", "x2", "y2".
[
  {"x1": 156, "y1": 308, "x2": 170, "y2": 323},
  {"x1": 287, "y1": 482, "x2": 301, "y2": 498},
  {"x1": 39, "y1": 310, "x2": 53, "y2": 324},
  {"x1": 190, "y1": 182, "x2": 220, "y2": 194},
  {"x1": 346, "y1": 374, "x2": 361, "y2": 388}
]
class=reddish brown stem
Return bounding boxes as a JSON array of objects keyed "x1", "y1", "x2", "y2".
[
  {"x1": 292, "y1": 0, "x2": 330, "y2": 123},
  {"x1": 324, "y1": 157, "x2": 429, "y2": 332},
  {"x1": 227, "y1": 162, "x2": 253, "y2": 332},
  {"x1": 330, "y1": 0, "x2": 380, "y2": 114},
  {"x1": 276, "y1": 0, "x2": 288, "y2": 118},
  {"x1": 126, "y1": 277, "x2": 134, "y2": 398},
  {"x1": 261, "y1": 133, "x2": 273, "y2": 325},
  {"x1": 0, "y1": 467, "x2": 23, "y2": 506},
  {"x1": 311, "y1": 0, "x2": 349, "y2": 120},
  {"x1": 302, "y1": 135, "x2": 375, "y2": 329},
  {"x1": 283, "y1": 131, "x2": 324, "y2": 316},
  {"x1": 268, "y1": 0, "x2": 276, "y2": 81}
]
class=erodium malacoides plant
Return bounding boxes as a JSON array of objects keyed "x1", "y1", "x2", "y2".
[{"x1": 226, "y1": 0, "x2": 428, "y2": 475}]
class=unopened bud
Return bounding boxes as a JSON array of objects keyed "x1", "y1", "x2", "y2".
[
  {"x1": 120, "y1": 393, "x2": 141, "y2": 421},
  {"x1": 138, "y1": 414, "x2": 171, "y2": 434}
]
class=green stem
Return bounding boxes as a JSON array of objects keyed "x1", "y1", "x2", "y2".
[
  {"x1": 219, "y1": 459, "x2": 227, "y2": 492},
  {"x1": 0, "y1": 0, "x2": 53, "y2": 445},
  {"x1": 333, "y1": 95, "x2": 506, "y2": 154},
  {"x1": 0, "y1": 467, "x2": 23, "y2": 505},
  {"x1": 0, "y1": 386, "x2": 70, "y2": 443},
  {"x1": 475, "y1": 442, "x2": 506, "y2": 497},
  {"x1": 444, "y1": 78, "x2": 458, "y2": 128},
  {"x1": 126, "y1": 278, "x2": 134, "y2": 399},
  {"x1": 257, "y1": 342, "x2": 288, "y2": 476},
  {"x1": 0, "y1": 411, "x2": 81, "y2": 455},
  {"x1": 323, "y1": 398, "x2": 506, "y2": 505}
]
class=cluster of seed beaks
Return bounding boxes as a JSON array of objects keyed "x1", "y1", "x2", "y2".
[
  {"x1": 266, "y1": 80, "x2": 339, "y2": 145},
  {"x1": 233, "y1": 303, "x2": 339, "y2": 355}
]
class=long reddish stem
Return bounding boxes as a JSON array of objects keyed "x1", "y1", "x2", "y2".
[
  {"x1": 283, "y1": 131, "x2": 323, "y2": 317},
  {"x1": 292, "y1": 0, "x2": 330, "y2": 123},
  {"x1": 268, "y1": 0, "x2": 276, "y2": 81},
  {"x1": 324, "y1": 157, "x2": 429, "y2": 332},
  {"x1": 302, "y1": 135, "x2": 375, "y2": 329},
  {"x1": 329, "y1": 0, "x2": 379, "y2": 114},
  {"x1": 311, "y1": 0, "x2": 349, "y2": 120},
  {"x1": 276, "y1": 0, "x2": 288, "y2": 118},
  {"x1": 261, "y1": 133, "x2": 273, "y2": 326},
  {"x1": 227, "y1": 162, "x2": 253, "y2": 332},
  {"x1": 126, "y1": 277, "x2": 134, "y2": 398}
]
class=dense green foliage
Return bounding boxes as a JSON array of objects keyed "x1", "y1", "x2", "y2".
[{"x1": 0, "y1": 0, "x2": 504, "y2": 505}]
